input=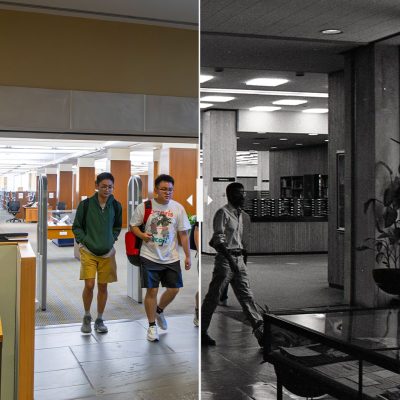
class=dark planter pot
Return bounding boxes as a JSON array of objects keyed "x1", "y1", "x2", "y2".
[{"x1": 373, "y1": 269, "x2": 400, "y2": 296}]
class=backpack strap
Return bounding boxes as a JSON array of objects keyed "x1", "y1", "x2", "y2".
[
  {"x1": 112, "y1": 199, "x2": 120, "y2": 228},
  {"x1": 81, "y1": 198, "x2": 90, "y2": 233},
  {"x1": 143, "y1": 200, "x2": 152, "y2": 224}
]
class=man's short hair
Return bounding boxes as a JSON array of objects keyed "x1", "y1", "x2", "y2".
[
  {"x1": 155, "y1": 174, "x2": 174, "y2": 187},
  {"x1": 96, "y1": 172, "x2": 114, "y2": 185},
  {"x1": 226, "y1": 182, "x2": 244, "y2": 197}
]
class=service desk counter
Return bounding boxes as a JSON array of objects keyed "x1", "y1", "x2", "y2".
[
  {"x1": 47, "y1": 223, "x2": 74, "y2": 239},
  {"x1": 23, "y1": 206, "x2": 53, "y2": 223},
  {"x1": 0, "y1": 241, "x2": 35, "y2": 400},
  {"x1": 23, "y1": 206, "x2": 38, "y2": 222},
  {"x1": 248, "y1": 217, "x2": 328, "y2": 254}
]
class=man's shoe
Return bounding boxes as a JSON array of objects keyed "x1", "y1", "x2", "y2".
[
  {"x1": 253, "y1": 322, "x2": 264, "y2": 347},
  {"x1": 81, "y1": 315, "x2": 92, "y2": 334},
  {"x1": 193, "y1": 308, "x2": 199, "y2": 327},
  {"x1": 201, "y1": 332, "x2": 216, "y2": 346},
  {"x1": 155, "y1": 312, "x2": 168, "y2": 330},
  {"x1": 147, "y1": 325, "x2": 159, "y2": 342},
  {"x1": 218, "y1": 299, "x2": 228, "y2": 307},
  {"x1": 94, "y1": 318, "x2": 108, "y2": 333}
]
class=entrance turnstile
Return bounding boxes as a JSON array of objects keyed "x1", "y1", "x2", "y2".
[
  {"x1": 127, "y1": 175, "x2": 143, "y2": 302},
  {"x1": 37, "y1": 174, "x2": 48, "y2": 310}
]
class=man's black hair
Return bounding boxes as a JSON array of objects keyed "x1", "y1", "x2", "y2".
[
  {"x1": 96, "y1": 172, "x2": 114, "y2": 184},
  {"x1": 226, "y1": 182, "x2": 244, "y2": 197},
  {"x1": 155, "y1": 174, "x2": 174, "y2": 187}
]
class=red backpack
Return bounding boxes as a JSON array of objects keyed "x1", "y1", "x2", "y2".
[{"x1": 125, "y1": 200, "x2": 152, "y2": 266}]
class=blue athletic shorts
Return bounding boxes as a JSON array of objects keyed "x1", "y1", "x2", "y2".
[{"x1": 140, "y1": 257, "x2": 183, "y2": 288}]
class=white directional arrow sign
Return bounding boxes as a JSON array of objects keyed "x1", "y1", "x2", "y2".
[
  {"x1": 207, "y1": 195, "x2": 213, "y2": 205},
  {"x1": 186, "y1": 195, "x2": 193, "y2": 206}
]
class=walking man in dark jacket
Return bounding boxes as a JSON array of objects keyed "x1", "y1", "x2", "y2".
[{"x1": 72, "y1": 172, "x2": 122, "y2": 334}]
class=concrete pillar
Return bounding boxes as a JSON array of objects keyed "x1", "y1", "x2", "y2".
[
  {"x1": 76, "y1": 158, "x2": 95, "y2": 202},
  {"x1": 257, "y1": 151, "x2": 270, "y2": 191},
  {"x1": 347, "y1": 43, "x2": 400, "y2": 307},
  {"x1": 57, "y1": 164, "x2": 73, "y2": 210},
  {"x1": 107, "y1": 148, "x2": 131, "y2": 228},
  {"x1": 202, "y1": 110, "x2": 237, "y2": 252}
]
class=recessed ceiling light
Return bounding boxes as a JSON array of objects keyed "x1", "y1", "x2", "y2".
[
  {"x1": 201, "y1": 87, "x2": 328, "y2": 98},
  {"x1": 201, "y1": 96, "x2": 235, "y2": 102},
  {"x1": 237, "y1": 136, "x2": 240, "y2": 139},
  {"x1": 325, "y1": 139, "x2": 329, "y2": 142},
  {"x1": 200, "y1": 75, "x2": 214, "y2": 84},
  {"x1": 200, "y1": 103, "x2": 213, "y2": 109},
  {"x1": 246, "y1": 78, "x2": 289, "y2": 87},
  {"x1": 302, "y1": 108, "x2": 328, "y2": 113},
  {"x1": 296, "y1": 143, "x2": 303, "y2": 146},
  {"x1": 320, "y1": 29, "x2": 342, "y2": 35},
  {"x1": 308, "y1": 133, "x2": 319, "y2": 136},
  {"x1": 253, "y1": 142, "x2": 260, "y2": 145},
  {"x1": 271, "y1": 146, "x2": 277, "y2": 149},
  {"x1": 249, "y1": 106, "x2": 281, "y2": 112},
  {"x1": 273, "y1": 99, "x2": 308, "y2": 106}
]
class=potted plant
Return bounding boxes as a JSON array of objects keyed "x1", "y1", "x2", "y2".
[{"x1": 357, "y1": 138, "x2": 400, "y2": 295}]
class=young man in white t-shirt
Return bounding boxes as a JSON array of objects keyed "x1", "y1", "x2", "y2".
[{"x1": 130, "y1": 174, "x2": 191, "y2": 341}]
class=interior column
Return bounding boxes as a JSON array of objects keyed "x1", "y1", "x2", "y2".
[
  {"x1": 57, "y1": 164, "x2": 73, "y2": 210},
  {"x1": 45, "y1": 168, "x2": 57, "y2": 210},
  {"x1": 76, "y1": 158, "x2": 95, "y2": 202},
  {"x1": 158, "y1": 145, "x2": 197, "y2": 216},
  {"x1": 347, "y1": 43, "x2": 400, "y2": 307},
  {"x1": 202, "y1": 110, "x2": 237, "y2": 252},
  {"x1": 107, "y1": 148, "x2": 131, "y2": 228}
]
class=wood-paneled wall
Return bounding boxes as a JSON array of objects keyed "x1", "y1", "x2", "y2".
[
  {"x1": 139, "y1": 175, "x2": 149, "y2": 200},
  {"x1": 328, "y1": 71, "x2": 346, "y2": 288},
  {"x1": 269, "y1": 146, "x2": 328, "y2": 198},
  {"x1": 47, "y1": 174, "x2": 57, "y2": 209},
  {"x1": 247, "y1": 221, "x2": 328, "y2": 253},
  {"x1": 58, "y1": 171, "x2": 73, "y2": 210},
  {"x1": 72, "y1": 173, "x2": 78, "y2": 209},
  {"x1": 77, "y1": 167, "x2": 95, "y2": 202},
  {"x1": 110, "y1": 160, "x2": 131, "y2": 228},
  {"x1": 169, "y1": 148, "x2": 197, "y2": 216}
]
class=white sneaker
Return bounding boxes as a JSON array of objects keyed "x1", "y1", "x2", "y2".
[
  {"x1": 155, "y1": 312, "x2": 168, "y2": 330},
  {"x1": 147, "y1": 325, "x2": 159, "y2": 342}
]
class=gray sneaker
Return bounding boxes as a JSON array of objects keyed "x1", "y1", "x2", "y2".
[
  {"x1": 81, "y1": 315, "x2": 92, "y2": 333},
  {"x1": 155, "y1": 312, "x2": 168, "y2": 330},
  {"x1": 94, "y1": 318, "x2": 108, "y2": 333}
]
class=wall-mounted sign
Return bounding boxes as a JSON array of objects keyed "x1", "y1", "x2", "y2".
[
  {"x1": 213, "y1": 177, "x2": 235, "y2": 182},
  {"x1": 262, "y1": 179, "x2": 269, "y2": 182}
]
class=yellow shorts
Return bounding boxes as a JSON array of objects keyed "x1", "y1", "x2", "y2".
[{"x1": 79, "y1": 248, "x2": 117, "y2": 284}]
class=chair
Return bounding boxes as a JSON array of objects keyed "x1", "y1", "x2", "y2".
[
  {"x1": 53, "y1": 201, "x2": 66, "y2": 220},
  {"x1": 6, "y1": 201, "x2": 22, "y2": 223}
]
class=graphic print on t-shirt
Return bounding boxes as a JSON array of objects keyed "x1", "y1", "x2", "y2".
[{"x1": 149, "y1": 210, "x2": 173, "y2": 246}]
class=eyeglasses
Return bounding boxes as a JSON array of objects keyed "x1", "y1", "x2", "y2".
[
  {"x1": 158, "y1": 187, "x2": 174, "y2": 192},
  {"x1": 99, "y1": 185, "x2": 114, "y2": 190}
]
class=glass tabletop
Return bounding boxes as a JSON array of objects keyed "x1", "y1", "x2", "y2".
[{"x1": 275, "y1": 308, "x2": 400, "y2": 352}]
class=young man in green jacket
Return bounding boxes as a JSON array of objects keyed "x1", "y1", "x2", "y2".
[{"x1": 72, "y1": 172, "x2": 122, "y2": 334}]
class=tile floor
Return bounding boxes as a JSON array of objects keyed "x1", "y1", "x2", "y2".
[
  {"x1": 201, "y1": 312, "x2": 336, "y2": 400},
  {"x1": 34, "y1": 315, "x2": 198, "y2": 400}
]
